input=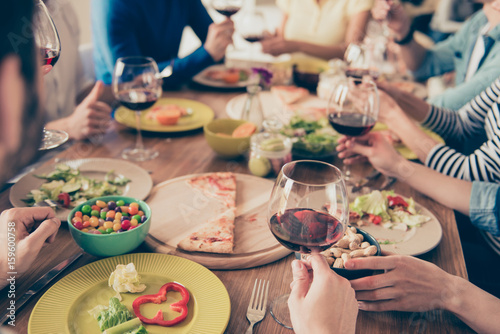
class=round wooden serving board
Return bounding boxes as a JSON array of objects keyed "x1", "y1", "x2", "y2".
[{"x1": 144, "y1": 173, "x2": 292, "y2": 269}]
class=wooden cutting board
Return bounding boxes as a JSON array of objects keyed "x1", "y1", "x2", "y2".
[{"x1": 144, "y1": 173, "x2": 292, "y2": 269}]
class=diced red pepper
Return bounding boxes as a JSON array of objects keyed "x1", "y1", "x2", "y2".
[
  {"x1": 132, "y1": 282, "x2": 190, "y2": 327},
  {"x1": 366, "y1": 214, "x2": 382, "y2": 225},
  {"x1": 387, "y1": 195, "x2": 409, "y2": 208},
  {"x1": 57, "y1": 192, "x2": 70, "y2": 208}
]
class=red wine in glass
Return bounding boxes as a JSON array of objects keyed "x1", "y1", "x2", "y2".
[
  {"x1": 41, "y1": 48, "x2": 60, "y2": 67},
  {"x1": 244, "y1": 35, "x2": 264, "y2": 43},
  {"x1": 117, "y1": 89, "x2": 158, "y2": 111},
  {"x1": 328, "y1": 112, "x2": 376, "y2": 136},
  {"x1": 270, "y1": 208, "x2": 345, "y2": 253},
  {"x1": 215, "y1": 6, "x2": 240, "y2": 17}
]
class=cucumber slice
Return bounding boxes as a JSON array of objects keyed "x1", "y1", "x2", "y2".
[{"x1": 62, "y1": 182, "x2": 81, "y2": 193}]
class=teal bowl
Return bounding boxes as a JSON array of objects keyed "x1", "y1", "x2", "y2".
[{"x1": 67, "y1": 196, "x2": 151, "y2": 257}]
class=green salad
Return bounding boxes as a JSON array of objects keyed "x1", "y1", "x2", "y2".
[
  {"x1": 23, "y1": 164, "x2": 130, "y2": 208},
  {"x1": 281, "y1": 115, "x2": 339, "y2": 157}
]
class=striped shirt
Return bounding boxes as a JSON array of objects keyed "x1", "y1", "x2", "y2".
[{"x1": 423, "y1": 77, "x2": 500, "y2": 182}]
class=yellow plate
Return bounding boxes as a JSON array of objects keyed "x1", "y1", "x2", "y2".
[
  {"x1": 115, "y1": 98, "x2": 215, "y2": 132},
  {"x1": 373, "y1": 123, "x2": 445, "y2": 160},
  {"x1": 28, "y1": 253, "x2": 230, "y2": 334}
]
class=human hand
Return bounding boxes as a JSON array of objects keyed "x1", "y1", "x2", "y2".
[
  {"x1": 64, "y1": 81, "x2": 112, "y2": 140},
  {"x1": 337, "y1": 132, "x2": 406, "y2": 178},
  {"x1": 346, "y1": 255, "x2": 457, "y2": 312},
  {"x1": 0, "y1": 207, "x2": 61, "y2": 287},
  {"x1": 204, "y1": 20, "x2": 235, "y2": 62},
  {"x1": 371, "y1": 0, "x2": 410, "y2": 40},
  {"x1": 261, "y1": 36, "x2": 297, "y2": 56},
  {"x1": 288, "y1": 254, "x2": 358, "y2": 334}
]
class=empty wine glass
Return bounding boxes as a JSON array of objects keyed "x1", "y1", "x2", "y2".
[
  {"x1": 113, "y1": 56, "x2": 162, "y2": 161},
  {"x1": 34, "y1": 0, "x2": 68, "y2": 151},
  {"x1": 327, "y1": 76, "x2": 379, "y2": 183},
  {"x1": 267, "y1": 160, "x2": 348, "y2": 328}
]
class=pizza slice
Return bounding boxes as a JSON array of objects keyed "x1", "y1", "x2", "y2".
[
  {"x1": 271, "y1": 85, "x2": 309, "y2": 105},
  {"x1": 186, "y1": 172, "x2": 236, "y2": 208},
  {"x1": 177, "y1": 208, "x2": 236, "y2": 253}
]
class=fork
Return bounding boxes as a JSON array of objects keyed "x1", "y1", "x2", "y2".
[{"x1": 246, "y1": 279, "x2": 269, "y2": 334}]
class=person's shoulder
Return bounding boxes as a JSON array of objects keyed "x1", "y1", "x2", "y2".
[{"x1": 461, "y1": 9, "x2": 487, "y2": 27}]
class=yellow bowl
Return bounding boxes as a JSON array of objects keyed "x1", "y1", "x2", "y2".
[{"x1": 204, "y1": 119, "x2": 252, "y2": 158}]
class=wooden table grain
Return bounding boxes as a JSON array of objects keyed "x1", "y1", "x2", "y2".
[{"x1": 0, "y1": 87, "x2": 474, "y2": 333}]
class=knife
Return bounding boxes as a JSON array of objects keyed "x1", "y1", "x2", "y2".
[{"x1": 0, "y1": 252, "x2": 83, "y2": 324}]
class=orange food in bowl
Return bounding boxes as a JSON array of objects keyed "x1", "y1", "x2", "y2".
[
  {"x1": 232, "y1": 122, "x2": 257, "y2": 138},
  {"x1": 156, "y1": 109, "x2": 181, "y2": 125}
]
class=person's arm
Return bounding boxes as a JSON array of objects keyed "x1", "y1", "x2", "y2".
[
  {"x1": 429, "y1": 57, "x2": 500, "y2": 110},
  {"x1": 346, "y1": 255, "x2": 500, "y2": 334},
  {"x1": 338, "y1": 132, "x2": 472, "y2": 215}
]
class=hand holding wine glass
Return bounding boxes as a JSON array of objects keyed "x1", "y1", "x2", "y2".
[
  {"x1": 268, "y1": 160, "x2": 348, "y2": 328},
  {"x1": 328, "y1": 76, "x2": 379, "y2": 182},
  {"x1": 112, "y1": 56, "x2": 162, "y2": 161}
]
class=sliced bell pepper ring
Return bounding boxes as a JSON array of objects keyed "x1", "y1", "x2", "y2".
[{"x1": 132, "y1": 282, "x2": 190, "y2": 327}]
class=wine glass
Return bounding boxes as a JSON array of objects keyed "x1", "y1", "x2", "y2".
[
  {"x1": 112, "y1": 56, "x2": 162, "y2": 161},
  {"x1": 238, "y1": 9, "x2": 267, "y2": 59},
  {"x1": 34, "y1": 0, "x2": 68, "y2": 151},
  {"x1": 212, "y1": 0, "x2": 243, "y2": 18},
  {"x1": 267, "y1": 160, "x2": 349, "y2": 329},
  {"x1": 327, "y1": 76, "x2": 379, "y2": 183}
]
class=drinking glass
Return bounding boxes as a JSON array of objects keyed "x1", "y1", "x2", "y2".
[
  {"x1": 212, "y1": 0, "x2": 243, "y2": 18},
  {"x1": 327, "y1": 76, "x2": 379, "y2": 182},
  {"x1": 34, "y1": 0, "x2": 68, "y2": 150},
  {"x1": 238, "y1": 9, "x2": 267, "y2": 58},
  {"x1": 267, "y1": 160, "x2": 349, "y2": 328},
  {"x1": 112, "y1": 56, "x2": 162, "y2": 161}
]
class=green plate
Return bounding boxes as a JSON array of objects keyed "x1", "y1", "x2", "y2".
[
  {"x1": 115, "y1": 98, "x2": 215, "y2": 132},
  {"x1": 28, "y1": 253, "x2": 230, "y2": 334},
  {"x1": 373, "y1": 123, "x2": 444, "y2": 160}
]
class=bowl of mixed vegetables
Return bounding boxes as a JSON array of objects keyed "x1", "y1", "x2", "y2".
[
  {"x1": 281, "y1": 115, "x2": 339, "y2": 160},
  {"x1": 67, "y1": 196, "x2": 151, "y2": 257}
]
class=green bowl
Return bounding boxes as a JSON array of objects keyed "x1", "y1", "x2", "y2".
[
  {"x1": 67, "y1": 196, "x2": 151, "y2": 257},
  {"x1": 204, "y1": 119, "x2": 252, "y2": 158}
]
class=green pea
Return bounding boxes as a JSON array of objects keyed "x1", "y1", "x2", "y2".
[
  {"x1": 133, "y1": 214, "x2": 141, "y2": 221},
  {"x1": 100, "y1": 211, "x2": 107, "y2": 219},
  {"x1": 106, "y1": 228, "x2": 114, "y2": 233},
  {"x1": 91, "y1": 210, "x2": 100, "y2": 217},
  {"x1": 116, "y1": 200, "x2": 125, "y2": 207},
  {"x1": 122, "y1": 212, "x2": 129, "y2": 217}
]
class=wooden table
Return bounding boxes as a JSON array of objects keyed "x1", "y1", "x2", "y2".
[{"x1": 0, "y1": 87, "x2": 473, "y2": 333}]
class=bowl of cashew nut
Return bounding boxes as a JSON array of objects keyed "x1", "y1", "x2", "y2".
[{"x1": 297, "y1": 225, "x2": 381, "y2": 279}]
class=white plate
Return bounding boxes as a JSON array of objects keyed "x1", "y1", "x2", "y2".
[
  {"x1": 144, "y1": 173, "x2": 292, "y2": 269},
  {"x1": 192, "y1": 64, "x2": 252, "y2": 89},
  {"x1": 225, "y1": 91, "x2": 329, "y2": 124},
  {"x1": 353, "y1": 196, "x2": 443, "y2": 256},
  {"x1": 10, "y1": 158, "x2": 153, "y2": 221}
]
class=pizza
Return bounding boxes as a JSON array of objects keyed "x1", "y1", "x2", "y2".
[
  {"x1": 177, "y1": 208, "x2": 236, "y2": 253},
  {"x1": 271, "y1": 85, "x2": 309, "y2": 105},
  {"x1": 186, "y1": 172, "x2": 236, "y2": 208}
]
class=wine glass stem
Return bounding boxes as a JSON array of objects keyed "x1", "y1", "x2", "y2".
[
  {"x1": 343, "y1": 164, "x2": 352, "y2": 181},
  {"x1": 134, "y1": 111, "x2": 144, "y2": 151}
]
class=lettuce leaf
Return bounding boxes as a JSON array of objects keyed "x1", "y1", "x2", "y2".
[
  {"x1": 108, "y1": 263, "x2": 146, "y2": 294},
  {"x1": 350, "y1": 190, "x2": 390, "y2": 221},
  {"x1": 97, "y1": 297, "x2": 134, "y2": 331}
]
